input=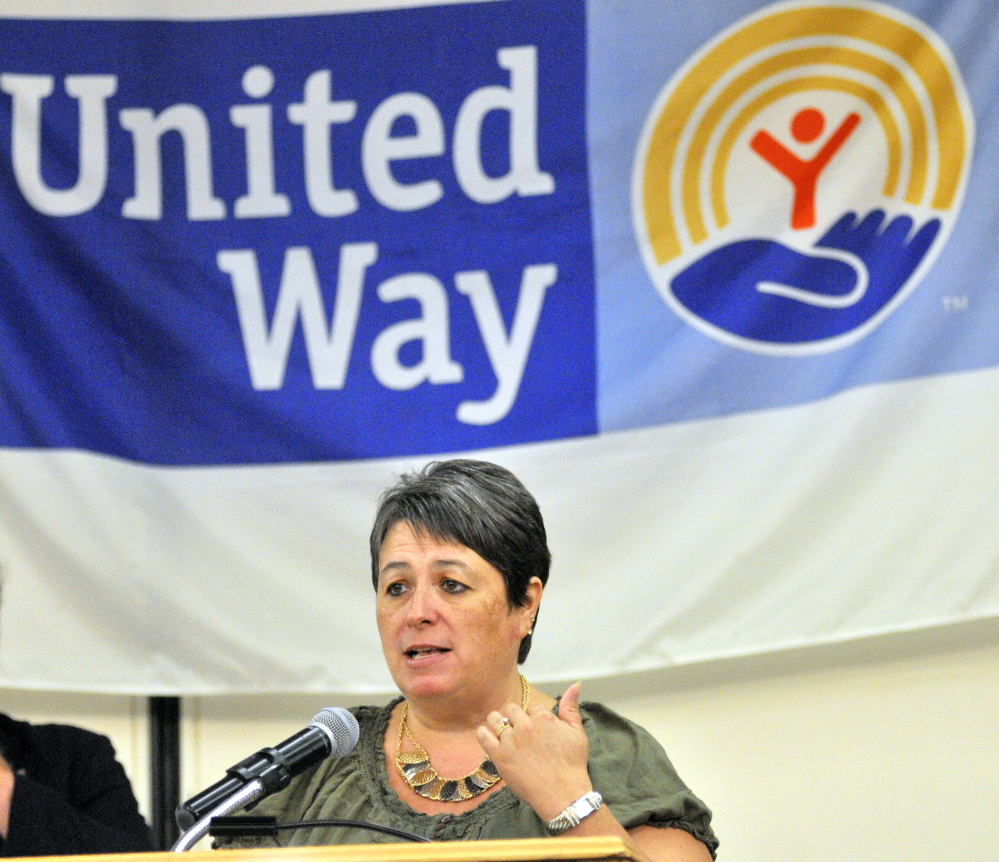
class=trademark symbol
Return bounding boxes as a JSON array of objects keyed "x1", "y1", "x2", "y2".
[{"x1": 942, "y1": 295, "x2": 968, "y2": 312}]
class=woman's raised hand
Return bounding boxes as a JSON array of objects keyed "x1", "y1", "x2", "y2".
[{"x1": 476, "y1": 682, "x2": 593, "y2": 821}]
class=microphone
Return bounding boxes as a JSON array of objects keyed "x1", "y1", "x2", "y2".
[{"x1": 175, "y1": 707, "x2": 360, "y2": 831}]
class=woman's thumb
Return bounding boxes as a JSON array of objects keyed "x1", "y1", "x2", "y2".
[{"x1": 559, "y1": 681, "x2": 583, "y2": 727}]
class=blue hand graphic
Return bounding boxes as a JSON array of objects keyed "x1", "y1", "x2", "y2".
[{"x1": 670, "y1": 210, "x2": 940, "y2": 345}]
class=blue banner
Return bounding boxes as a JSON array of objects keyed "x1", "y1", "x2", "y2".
[
  {"x1": 0, "y1": 1, "x2": 594, "y2": 464},
  {"x1": 4, "y1": 0, "x2": 996, "y2": 464}
]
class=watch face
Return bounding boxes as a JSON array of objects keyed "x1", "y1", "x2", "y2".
[
  {"x1": 548, "y1": 791, "x2": 602, "y2": 834},
  {"x1": 571, "y1": 791, "x2": 601, "y2": 817}
]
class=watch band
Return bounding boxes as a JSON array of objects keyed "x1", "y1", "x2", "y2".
[{"x1": 544, "y1": 791, "x2": 603, "y2": 835}]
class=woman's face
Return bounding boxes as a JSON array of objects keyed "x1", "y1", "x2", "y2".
[{"x1": 376, "y1": 520, "x2": 540, "y2": 706}]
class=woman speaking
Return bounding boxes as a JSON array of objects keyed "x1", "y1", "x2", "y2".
[{"x1": 230, "y1": 459, "x2": 717, "y2": 861}]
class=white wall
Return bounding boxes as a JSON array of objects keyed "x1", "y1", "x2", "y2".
[{"x1": 3, "y1": 617, "x2": 996, "y2": 860}]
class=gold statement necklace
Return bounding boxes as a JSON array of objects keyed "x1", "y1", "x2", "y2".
[{"x1": 395, "y1": 674, "x2": 530, "y2": 802}]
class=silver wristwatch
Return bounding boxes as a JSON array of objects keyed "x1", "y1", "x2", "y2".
[{"x1": 544, "y1": 791, "x2": 603, "y2": 835}]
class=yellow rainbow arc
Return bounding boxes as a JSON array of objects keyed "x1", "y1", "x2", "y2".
[{"x1": 640, "y1": 4, "x2": 969, "y2": 265}]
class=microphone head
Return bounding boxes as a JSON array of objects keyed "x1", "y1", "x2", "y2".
[{"x1": 310, "y1": 707, "x2": 360, "y2": 758}]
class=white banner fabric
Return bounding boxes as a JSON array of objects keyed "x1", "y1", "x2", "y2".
[{"x1": 2, "y1": 366, "x2": 997, "y2": 693}]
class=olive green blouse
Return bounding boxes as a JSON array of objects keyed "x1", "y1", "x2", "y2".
[{"x1": 217, "y1": 699, "x2": 717, "y2": 857}]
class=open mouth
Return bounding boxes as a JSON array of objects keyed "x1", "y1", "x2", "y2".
[{"x1": 405, "y1": 647, "x2": 450, "y2": 659}]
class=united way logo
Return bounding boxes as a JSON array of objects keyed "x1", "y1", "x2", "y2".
[{"x1": 633, "y1": 1, "x2": 974, "y2": 354}]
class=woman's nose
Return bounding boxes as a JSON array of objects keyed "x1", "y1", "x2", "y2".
[{"x1": 405, "y1": 583, "x2": 438, "y2": 625}]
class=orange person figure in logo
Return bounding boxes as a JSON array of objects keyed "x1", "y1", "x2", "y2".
[{"x1": 751, "y1": 107, "x2": 861, "y2": 229}]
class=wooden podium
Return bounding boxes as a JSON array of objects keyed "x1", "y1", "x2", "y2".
[{"x1": 25, "y1": 838, "x2": 638, "y2": 862}]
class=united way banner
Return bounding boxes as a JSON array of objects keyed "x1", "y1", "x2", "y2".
[{"x1": 1, "y1": 0, "x2": 997, "y2": 694}]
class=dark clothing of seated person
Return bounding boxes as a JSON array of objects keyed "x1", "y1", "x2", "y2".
[{"x1": 0, "y1": 711, "x2": 153, "y2": 856}]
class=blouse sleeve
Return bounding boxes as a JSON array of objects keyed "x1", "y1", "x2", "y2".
[{"x1": 579, "y1": 702, "x2": 718, "y2": 859}]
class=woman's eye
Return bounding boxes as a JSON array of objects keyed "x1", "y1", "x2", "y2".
[
  {"x1": 441, "y1": 579, "x2": 467, "y2": 594},
  {"x1": 385, "y1": 581, "x2": 407, "y2": 597}
]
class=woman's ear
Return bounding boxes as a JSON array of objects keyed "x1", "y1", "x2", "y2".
[{"x1": 522, "y1": 577, "x2": 543, "y2": 632}]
